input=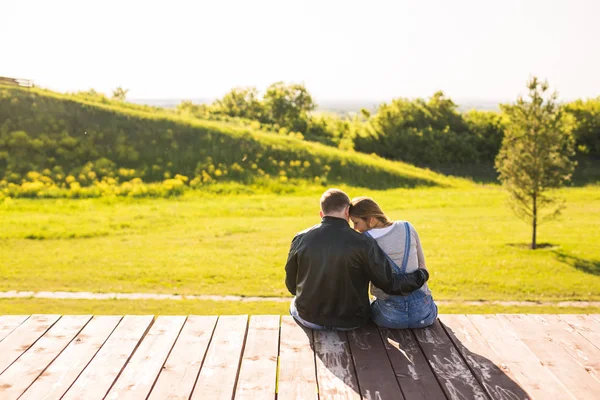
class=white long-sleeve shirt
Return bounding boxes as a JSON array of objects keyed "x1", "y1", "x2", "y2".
[{"x1": 367, "y1": 221, "x2": 431, "y2": 299}]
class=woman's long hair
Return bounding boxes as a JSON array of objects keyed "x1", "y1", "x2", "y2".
[{"x1": 349, "y1": 197, "x2": 392, "y2": 226}]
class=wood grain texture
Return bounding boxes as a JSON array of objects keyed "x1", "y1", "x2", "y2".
[
  {"x1": 0, "y1": 315, "x2": 90, "y2": 400},
  {"x1": 19, "y1": 316, "x2": 122, "y2": 400},
  {"x1": 61, "y1": 315, "x2": 154, "y2": 400},
  {"x1": 378, "y1": 325, "x2": 446, "y2": 400},
  {"x1": 0, "y1": 315, "x2": 29, "y2": 342},
  {"x1": 440, "y1": 314, "x2": 530, "y2": 400},
  {"x1": 0, "y1": 314, "x2": 60, "y2": 374},
  {"x1": 348, "y1": 323, "x2": 404, "y2": 400},
  {"x1": 0, "y1": 314, "x2": 596, "y2": 398},
  {"x1": 413, "y1": 319, "x2": 488, "y2": 400},
  {"x1": 149, "y1": 315, "x2": 218, "y2": 400},
  {"x1": 235, "y1": 315, "x2": 280, "y2": 399},
  {"x1": 106, "y1": 316, "x2": 186, "y2": 400},
  {"x1": 501, "y1": 314, "x2": 600, "y2": 399},
  {"x1": 313, "y1": 329, "x2": 361, "y2": 400},
  {"x1": 277, "y1": 316, "x2": 317, "y2": 400},
  {"x1": 467, "y1": 314, "x2": 576, "y2": 399},
  {"x1": 191, "y1": 315, "x2": 248, "y2": 400},
  {"x1": 559, "y1": 314, "x2": 600, "y2": 349}
]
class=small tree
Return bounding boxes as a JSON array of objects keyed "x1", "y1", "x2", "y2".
[
  {"x1": 495, "y1": 77, "x2": 576, "y2": 249},
  {"x1": 212, "y1": 87, "x2": 264, "y2": 120},
  {"x1": 112, "y1": 87, "x2": 129, "y2": 101},
  {"x1": 263, "y1": 82, "x2": 315, "y2": 131}
]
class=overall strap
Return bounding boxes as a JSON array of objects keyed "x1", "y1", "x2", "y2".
[
  {"x1": 365, "y1": 222, "x2": 411, "y2": 274},
  {"x1": 400, "y1": 222, "x2": 411, "y2": 274}
]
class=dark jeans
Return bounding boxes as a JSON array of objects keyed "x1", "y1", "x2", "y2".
[{"x1": 371, "y1": 289, "x2": 438, "y2": 329}]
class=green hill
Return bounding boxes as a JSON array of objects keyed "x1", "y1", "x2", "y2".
[{"x1": 0, "y1": 85, "x2": 471, "y2": 193}]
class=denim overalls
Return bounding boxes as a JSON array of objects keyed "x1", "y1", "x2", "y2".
[{"x1": 367, "y1": 222, "x2": 438, "y2": 329}]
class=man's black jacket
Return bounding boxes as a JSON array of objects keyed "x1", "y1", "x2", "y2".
[{"x1": 285, "y1": 216, "x2": 429, "y2": 329}]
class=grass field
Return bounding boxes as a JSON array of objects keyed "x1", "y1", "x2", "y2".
[
  {"x1": 1, "y1": 184, "x2": 599, "y2": 314},
  {"x1": 1, "y1": 298, "x2": 597, "y2": 315}
]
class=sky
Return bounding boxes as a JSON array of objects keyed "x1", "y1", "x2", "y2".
[{"x1": 1, "y1": 0, "x2": 599, "y2": 102}]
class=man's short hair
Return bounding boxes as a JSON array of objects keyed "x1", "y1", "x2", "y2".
[{"x1": 320, "y1": 188, "x2": 350, "y2": 215}]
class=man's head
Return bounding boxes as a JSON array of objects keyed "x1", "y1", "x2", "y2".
[{"x1": 319, "y1": 188, "x2": 350, "y2": 220}]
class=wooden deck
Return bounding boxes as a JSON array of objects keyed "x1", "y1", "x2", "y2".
[{"x1": 0, "y1": 314, "x2": 598, "y2": 399}]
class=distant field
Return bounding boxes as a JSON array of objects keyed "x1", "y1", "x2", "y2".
[
  {"x1": 1, "y1": 298, "x2": 597, "y2": 315},
  {"x1": 1, "y1": 185, "x2": 599, "y2": 314}
]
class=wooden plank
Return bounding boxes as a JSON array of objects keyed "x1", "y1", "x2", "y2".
[
  {"x1": 559, "y1": 314, "x2": 600, "y2": 349},
  {"x1": 348, "y1": 324, "x2": 404, "y2": 400},
  {"x1": 190, "y1": 315, "x2": 248, "y2": 400},
  {"x1": 149, "y1": 316, "x2": 218, "y2": 400},
  {"x1": 313, "y1": 330, "x2": 361, "y2": 399},
  {"x1": 501, "y1": 314, "x2": 599, "y2": 399},
  {"x1": 0, "y1": 315, "x2": 91, "y2": 400},
  {"x1": 467, "y1": 314, "x2": 576, "y2": 399},
  {"x1": 0, "y1": 314, "x2": 60, "y2": 374},
  {"x1": 378, "y1": 326, "x2": 446, "y2": 400},
  {"x1": 413, "y1": 319, "x2": 487, "y2": 400},
  {"x1": 526, "y1": 314, "x2": 600, "y2": 383},
  {"x1": 19, "y1": 316, "x2": 122, "y2": 400},
  {"x1": 440, "y1": 314, "x2": 530, "y2": 400},
  {"x1": 105, "y1": 316, "x2": 187, "y2": 400},
  {"x1": 235, "y1": 315, "x2": 280, "y2": 399},
  {"x1": 61, "y1": 315, "x2": 153, "y2": 400},
  {"x1": 277, "y1": 316, "x2": 317, "y2": 400},
  {"x1": 0, "y1": 315, "x2": 29, "y2": 342}
]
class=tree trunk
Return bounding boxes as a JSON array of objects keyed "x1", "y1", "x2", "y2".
[{"x1": 532, "y1": 194, "x2": 537, "y2": 249}]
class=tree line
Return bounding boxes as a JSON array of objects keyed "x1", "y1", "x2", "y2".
[
  {"x1": 174, "y1": 81, "x2": 599, "y2": 182},
  {"x1": 0, "y1": 85, "x2": 457, "y2": 199}
]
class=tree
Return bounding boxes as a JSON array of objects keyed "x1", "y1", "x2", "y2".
[
  {"x1": 212, "y1": 87, "x2": 264, "y2": 120},
  {"x1": 564, "y1": 97, "x2": 600, "y2": 158},
  {"x1": 112, "y1": 87, "x2": 129, "y2": 101},
  {"x1": 463, "y1": 109, "x2": 506, "y2": 163},
  {"x1": 354, "y1": 91, "x2": 474, "y2": 166},
  {"x1": 495, "y1": 77, "x2": 576, "y2": 249},
  {"x1": 263, "y1": 82, "x2": 315, "y2": 131},
  {"x1": 177, "y1": 100, "x2": 212, "y2": 119}
]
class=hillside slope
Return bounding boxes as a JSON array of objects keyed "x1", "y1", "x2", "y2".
[{"x1": 0, "y1": 86, "x2": 471, "y2": 189}]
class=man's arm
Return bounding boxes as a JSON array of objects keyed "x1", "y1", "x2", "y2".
[
  {"x1": 364, "y1": 239, "x2": 429, "y2": 296},
  {"x1": 284, "y1": 235, "x2": 301, "y2": 295}
]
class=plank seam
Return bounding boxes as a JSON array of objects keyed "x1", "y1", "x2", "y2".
[
  {"x1": 188, "y1": 315, "x2": 221, "y2": 400},
  {"x1": 375, "y1": 326, "x2": 407, "y2": 400},
  {"x1": 0, "y1": 315, "x2": 62, "y2": 375},
  {"x1": 0, "y1": 315, "x2": 31, "y2": 344},
  {"x1": 559, "y1": 315, "x2": 600, "y2": 351},
  {"x1": 410, "y1": 320, "x2": 451, "y2": 400},
  {"x1": 58, "y1": 315, "x2": 124, "y2": 398},
  {"x1": 146, "y1": 315, "x2": 189, "y2": 399},
  {"x1": 343, "y1": 330, "x2": 362, "y2": 399},
  {"x1": 230, "y1": 315, "x2": 250, "y2": 400},
  {"x1": 439, "y1": 316, "x2": 494, "y2": 400},
  {"x1": 311, "y1": 328, "x2": 320, "y2": 399},
  {"x1": 17, "y1": 316, "x2": 93, "y2": 398},
  {"x1": 103, "y1": 316, "x2": 156, "y2": 398},
  {"x1": 498, "y1": 314, "x2": 579, "y2": 399},
  {"x1": 275, "y1": 315, "x2": 282, "y2": 399}
]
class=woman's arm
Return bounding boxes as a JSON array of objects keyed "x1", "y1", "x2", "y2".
[{"x1": 412, "y1": 225, "x2": 427, "y2": 270}]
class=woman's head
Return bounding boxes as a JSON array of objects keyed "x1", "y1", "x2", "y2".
[{"x1": 349, "y1": 196, "x2": 391, "y2": 232}]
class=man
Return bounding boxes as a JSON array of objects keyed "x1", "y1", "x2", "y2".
[{"x1": 285, "y1": 188, "x2": 429, "y2": 330}]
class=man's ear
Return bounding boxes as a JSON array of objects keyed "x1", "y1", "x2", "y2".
[{"x1": 319, "y1": 210, "x2": 324, "y2": 218}]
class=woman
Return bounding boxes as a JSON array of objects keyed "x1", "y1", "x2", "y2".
[{"x1": 349, "y1": 196, "x2": 437, "y2": 329}]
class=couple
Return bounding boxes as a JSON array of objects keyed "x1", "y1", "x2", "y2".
[{"x1": 285, "y1": 188, "x2": 437, "y2": 330}]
